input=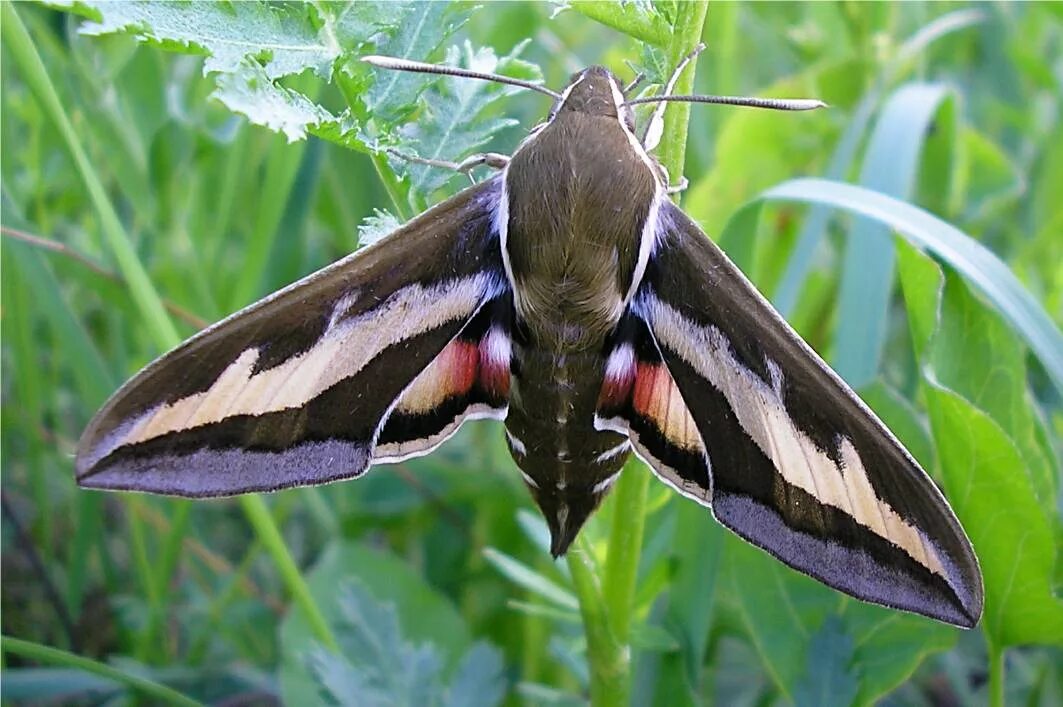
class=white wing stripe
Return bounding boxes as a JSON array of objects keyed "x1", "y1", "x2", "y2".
[{"x1": 644, "y1": 294, "x2": 947, "y2": 579}]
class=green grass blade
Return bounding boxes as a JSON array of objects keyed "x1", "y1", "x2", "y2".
[
  {"x1": 833, "y1": 83, "x2": 952, "y2": 387},
  {"x1": 0, "y1": 636, "x2": 205, "y2": 707},
  {"x1": 761, "y1": 178, "x2": 1063, "y2": 394}
]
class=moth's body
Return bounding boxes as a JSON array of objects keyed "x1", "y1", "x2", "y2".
[
  {"x1": 502, "y1": 67, "x2": 659, "y2": 551},
  {"x1": 76, "y1": 58, "x2": 984, "y2": 627}
]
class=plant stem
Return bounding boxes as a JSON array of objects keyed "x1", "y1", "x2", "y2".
[
  {"x1": 567, "y1": 540, "x2": 626, "y2": 707},
  {"x1": 1, "y1": 636, "x2": 205, "y2": 707},
  {"x1": 987, "y1": 642, "x2": 1005, "y2": 707},
  {"x1": 601, "y1": 458, "x2": 649, "y2": 647},
  {"x1": 570, "y1": 4, "x2": 709, "y2": 705},
  {"x1": 657, "y1": 2, "x2": 710, "y2": 200}
]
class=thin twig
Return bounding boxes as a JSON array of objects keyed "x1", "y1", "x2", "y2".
[{"x1": 2, "y1": 225, "x2": 209, "y2": 329}]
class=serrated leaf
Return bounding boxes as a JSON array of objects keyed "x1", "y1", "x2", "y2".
[
  {"x1": 356, "y1": 209, "x2": 403, "y2": 248},
  {"x1": 77, "y1": 1, "x2": 340, "y2": 80},
  {"x1": 213, "y1": 61, "x2": 337, "y2": 142},
  {"x1": 279, "y1": 541, "x2": 472, "y2": 704},
  {"x1": 364, "y1": 1, "x2": 469, "y2": 125},
  {"x1": 443, "y1": 642, "x2": 507, "y2": 707},
  {"x1": 315, "y1": 0, "x2": 413, "y2": 55},
  {"x1": 401, "y1": 42, "x2": 540, "y2": 199},
  {"x1": 307, "y1": 581, "x2": 505, "y2": 707}
]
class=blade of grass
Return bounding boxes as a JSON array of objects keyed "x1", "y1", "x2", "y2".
[
  {"x1": 832, "y1": 83, "x2": 952, "y2": 387},
  {"x1": 0, "y1": 636, "x2": 205, "y2": 707},
  {"x1": 759, "y1": 177, "x2": 1063, "y2": 394},
  {"x1": 228, "y1": 134, "x2": 307, "y2": 308},
  {"x1": 2, "y1": 250, "x2": 51, "y2": 555},
  {"x1": 2, "y1": 3, "x2": 178, "y2": 348},
  {"x1": 2, "y1": 226, "x2": 208, "y2": 328}
]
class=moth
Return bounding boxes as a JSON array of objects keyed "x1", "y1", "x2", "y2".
[{"x1": 76, "y1": 48, "x2": 983, "y2": 628}]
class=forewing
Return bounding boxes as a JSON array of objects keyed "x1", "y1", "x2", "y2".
[
  {"x1": 629, "y1": 202, "x2": 983, "y2": 628},
  {"x1": 77, "y1": 178, "x2": 508, "y2": 497}
]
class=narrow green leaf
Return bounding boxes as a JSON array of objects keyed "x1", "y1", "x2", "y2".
[
  {"x1": 773, "y1": 8, "x2": 985, "y2": 316},
  {"x1": 833, "y1": 83, "x2": 953, "y2": 387},
  {"x1": 0, "y1": 636, "x2": 204, "y2": 707},
  {"x1": 484, "y1": 548, "x2": 579, "y2": 611},
  {"x1": 759, "y1": 178, "x2": 1063, "y2": 395}
]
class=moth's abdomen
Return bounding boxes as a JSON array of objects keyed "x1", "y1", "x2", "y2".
[{"x1": 505, "y1": 346, "x2": 629, "y2": 555}]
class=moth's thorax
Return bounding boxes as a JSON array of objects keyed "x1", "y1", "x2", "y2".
[
  {"x1": 503, "y1": 84, "x2": 660, "y2": 350},
  {"x1": 554, "y1": 66, "x2": 635, "y2": 129}
]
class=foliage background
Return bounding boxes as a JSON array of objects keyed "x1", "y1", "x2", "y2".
[{"x1": 2, "y1": 1, "x2": 1061, "y2": 705}]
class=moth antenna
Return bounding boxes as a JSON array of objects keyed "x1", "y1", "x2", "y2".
[
  {"x1": 626, "y1": 94, "x2": 827, "y2": 111},
  {"x1": 362, "y1": 55, "x2": 561, "y2": 100}
]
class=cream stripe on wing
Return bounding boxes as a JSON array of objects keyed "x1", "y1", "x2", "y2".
[
  {"x1": 644, "y1": 295, "x2": 947, "y2": 579},
  {"x1": 111, "y1": 276, "x2": 491, "y2": 452}
]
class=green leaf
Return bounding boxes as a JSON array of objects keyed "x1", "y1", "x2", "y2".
[
  {"x1": 726, "y1": 533, "x2": 957, "y2": 705},
  {"x1": 364, "y1": 1, "x2": 468, "y2": 125},
  {"x1": 279, "y1": 540, "x2": 473, "y2": 705},
  {"x1": 213, "y1": 60, "x2": 337, "y2": 142},
  {"x1": 484, "y1": 548, "x2": 579, "y2": 611},
  {"x1": 685, "y1": 63, "x2": 839, "y2": 235},
  {"x1": 356, "y1": 209, "x2": 403, "y2": 248},
  {"x1": 896, "y1": 244, "x2": 1063, "y2": 648},
  {"x1": 792, "y1": 616, "x2": 859, "y2": 707},
  {"x1": 307, "y1": 582, "x2": 505, "y2": 707},
  {"x1": 400, "y1": 41, "x2": 540, "y2": 201},
  {"x1": 76, "y1": 1, "x2": 339, "y2": 80},
  {"x1": 443, "y1": 642, "x2": 507, "y2": 707}
]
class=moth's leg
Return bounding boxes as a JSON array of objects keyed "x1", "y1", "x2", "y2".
[
  {"x1": 455, "y1": 152, "x2": 510, "y2": 172},
  {"x1": 655, "y1": 164, "x2": 689, "y2": 195},
  {"x1": 387, "y1": 149, "x2": 509, "y2": 184},
  {"x1": 666, "y1": 176, "x2": 689, "y2": 195},
  {"x1": 622, "y1": 71, "x2": 645, "y2": 95},
  {"x1": 641, "y1": 42, "x2": 707, "y2": 152}
]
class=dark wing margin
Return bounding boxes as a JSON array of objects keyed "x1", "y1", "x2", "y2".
[
  {"x1": 628, "y1": 201, "x2": 983, "y2": 628},
  {"x1": 76, "y1": 177, "x2": 509, "y2": 497}
]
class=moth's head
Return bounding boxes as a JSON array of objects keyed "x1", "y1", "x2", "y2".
[
  {"x1": 553, "y1": 66, "x2": 636, "y2": 131},
  {"x1": 526, "y1": 476, "x2": 616, "y2": 557}
]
